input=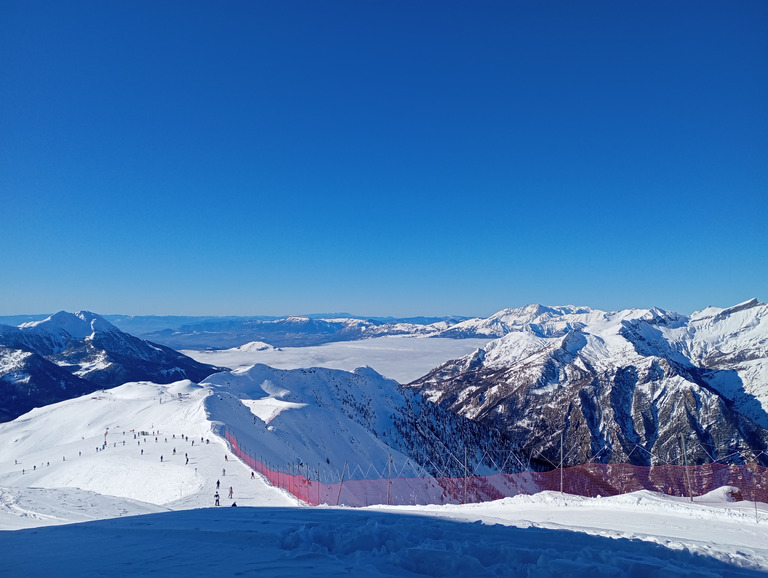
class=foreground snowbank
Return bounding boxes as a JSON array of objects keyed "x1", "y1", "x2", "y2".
[{"x1": 3, "y1": 506, "x2": 767, "y2": 577}]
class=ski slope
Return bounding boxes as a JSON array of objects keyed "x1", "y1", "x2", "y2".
[{"x1": 2, "y1": 377, "x2": 768, "y2": 575}]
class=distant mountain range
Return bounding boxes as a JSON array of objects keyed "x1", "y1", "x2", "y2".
[
  {"x1": 0, "y1": 312, "x2": 222, "y2": 422},
  {"x1": 2, "y1": 300, "x2": 766, "y2": 469},
  {"x1": 123, "y1": 315, "x2": 471, "y2": 349},
  {"x1": 0, "y1": 314, "x2": 473, "y2": 349}
]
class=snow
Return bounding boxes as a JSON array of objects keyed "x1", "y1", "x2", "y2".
[
  {"x1": 203, "y1": 364, "x2": 428, "y2": 479},
  {"x1": 74, "y1": 351, "x2": 113, "y2": 376},
  {"x1": 184, "y1": 335, "x2": 493, "y2": 383},
  {"x1": 5, "y1": 502, "x2": 768, "y2": 577},
  {"x1": 19, "y1": 310, "x2": 118, "y2": 341},
  {"x1": 1, "y1": 374, "x2": 767, "y2": 575},
  {"x1": 0, "y1": 347, "x2": 32, "y2": 373},
  {"x1": 3, "y1": 327, "x2": 768, "y2": 575},
  {"x1": 231, "y1": 340, "x2": 275, "y2": 352}
]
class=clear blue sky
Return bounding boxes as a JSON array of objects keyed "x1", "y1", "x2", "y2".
[{"x1": 1, "y1": 1, "x2": 766, "y2": 317}]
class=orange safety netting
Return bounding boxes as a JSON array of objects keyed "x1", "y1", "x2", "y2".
[{"x1": 225, "y1": 430, "x2": 768, "y2": 507}]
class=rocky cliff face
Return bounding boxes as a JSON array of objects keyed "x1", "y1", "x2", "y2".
[{"x1": 408, "y1": 300, "x2": 768, "y2": 467}]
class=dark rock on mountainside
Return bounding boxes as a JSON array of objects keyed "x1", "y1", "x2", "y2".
[
  {"x1": 407, "y1": 300, "x2": 768, "y2": 467},
  {"x1": 0, "y1": 311, "x2": 223, "y2": 422}
]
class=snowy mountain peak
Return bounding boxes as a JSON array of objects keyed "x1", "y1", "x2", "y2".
[
  {"x1": 1, "y1": 311, "x2": 222, "y2": 422},
  {"x1": 715, "y1": 297, "x2": 763, "y2": 320},
  {"x1": 642, "y1": 307, "x2": 687, "y2": 327},
  {"x1": 19, "y1": 310, "x2": 118, "y2": 341}
]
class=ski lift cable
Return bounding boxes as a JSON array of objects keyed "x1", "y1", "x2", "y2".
[
  {"x1": 585, "y1": 445, "x2": 607, "y2": 463},
  {"x1": 471, "y1": 450, "x2": 489, "y2": 476},
  {"x1": 486, "y1": 452, "x2": 501, "y2": 472}
]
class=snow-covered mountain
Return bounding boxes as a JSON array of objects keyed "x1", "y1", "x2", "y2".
[
  {"x1": 203, "y1": 364, "x2": 518, "y2": 479},
  {"x1": 408, "y1": 299, "x2": 768, "y2": 468},
  {"x1": 0, "y1": 311, "x2": 222, "y2": 422},
  {"x1": 437, "y1": 304, "x2": 602, "y2": 339}
]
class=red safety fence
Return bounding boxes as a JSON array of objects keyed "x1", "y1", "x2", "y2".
[{"x1": 225, "y1": 430, "x2": 768, "y2": 507}]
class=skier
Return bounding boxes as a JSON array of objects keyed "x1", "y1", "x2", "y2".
[
  {"x1": 222, "y1": 468, "x2": 226, "y2": 476},
  {"x1": 216, "y1": 479, "x2": 220, "y2": 489},
  {"x1": 185, "y1": 455, "x2": 189, "y2": 465},
  {"x1": 251, "y1": 472, "x2": 255, "y2": 479},
  {"x1": 228, "y1": 486, "x2": 233, "y2": 499},
  {"x1": 225, "y1": 455, "x2": 228, "y2": 462},
  {"x1": 214, "y1": 491, "x2": 220, "y2": 506},
  {"x1": 141, "y1": 449, "x2": 144, "y2": 455},
  {"x1": 160, "y1": 455, "x2": 163, "y2": 463}
]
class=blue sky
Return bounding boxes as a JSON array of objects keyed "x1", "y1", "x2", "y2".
[{"x1": 1, "y1": 1, "x2": 766, "y2": 317}]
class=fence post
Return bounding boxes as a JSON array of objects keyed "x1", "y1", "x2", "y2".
[
  {"x1": 387, "y1": 454, "x2": 392, "y2": 506},
  {"x1": 750, "y1": 463, "x2": 759, "y2": 524},
  {"x1": 560, "y1": 431, "x2": 564, "y2": 495},
  {"x1": 680, "y1": 434, "x2": 692, "y2": 502},
  {"x1": 337, "y1": 461, "x2": 348, "y2": 506},
  {"x1": 464, "y1": 448, "x2": 468, "y2": 504}
]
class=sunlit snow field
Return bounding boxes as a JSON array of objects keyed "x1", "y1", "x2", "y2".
[{"x1": 183, "y1": 336, "x2": 493, "y2": 383}]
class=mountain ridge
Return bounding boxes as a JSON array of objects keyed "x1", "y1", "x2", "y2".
[
  {"x1": 0, "y1": 311, "x2": 222, "y2": 422},
  {"x1": 407, "y1": 299, "x2": 768, "y2": 467}
]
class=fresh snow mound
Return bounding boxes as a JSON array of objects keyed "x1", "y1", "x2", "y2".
[{"x1": 230, "y1": 341, "x2": 275, "y2": 352}]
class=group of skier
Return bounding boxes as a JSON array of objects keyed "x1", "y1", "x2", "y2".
[
  {"x1": 214, "y1": 453, "x2": 243, "y2": 506},
  {"x1": 17, "y1": 425, "x2": 254, "y2": 509},
  {"x1": 214, "y1": 480, "x2": 236, "y2": 506}
]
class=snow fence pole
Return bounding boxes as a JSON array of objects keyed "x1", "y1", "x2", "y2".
[
  {"x1": 464, "y1": 448, "x2": 468, "y2": 505},
  {"x1": 751, "y1": 463, "x2": 759, "y2": 524},
  {"x1": 560, "y1": 431, "x2": 564, "y2": 495},
  {"x1": 680, "y1": 434, "x2": 692, "y2": 502},
  {"x1": 387, "y1": 454, "x2": 392, "y2": 506},
  {"x1": 336, "y1": 461, "x2": 347, "y2": 506}
]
